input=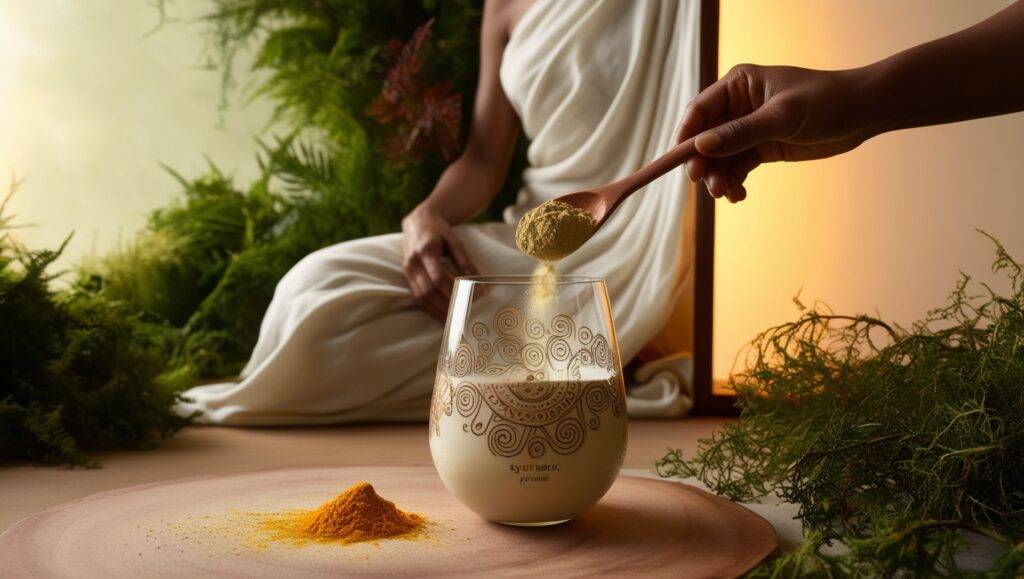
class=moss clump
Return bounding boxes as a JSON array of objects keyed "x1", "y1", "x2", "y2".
[
  {"x1": 658, "y1": 233, "x2": 1024, "y2": 577},
  {"x1": 0, "y1": 182, "x2": 194, "y2": 466},
  {"x1": 78, "y1": 165, "x2": 280, "y2": 329}
]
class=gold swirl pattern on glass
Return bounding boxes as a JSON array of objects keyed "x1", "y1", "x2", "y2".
[{"x1": 430, "y1": 305, "x2": 624, "y2": 459}]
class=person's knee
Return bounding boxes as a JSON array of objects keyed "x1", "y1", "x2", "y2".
[{"x1": 274, "y1": 237, "x2": 395, "y2": 300}]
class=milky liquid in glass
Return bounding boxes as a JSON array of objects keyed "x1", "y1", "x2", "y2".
[{"x1": 429, "y1": 276, "x2": 628, "y2": 525}]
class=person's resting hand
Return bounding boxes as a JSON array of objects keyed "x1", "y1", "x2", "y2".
[
  {"x1": 398, "y1": 0, "x2": 524, "y2": 317},
  {"x1": 401, "y1": 204, "x2": 478, "y2": 319},
  {"x1": 676, "y1": 64, "x2": 872, "y2": 203}
]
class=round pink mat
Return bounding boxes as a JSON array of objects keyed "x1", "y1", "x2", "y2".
[{"x1": 0, "y1": 466, "x2": 776, "y2": 577}]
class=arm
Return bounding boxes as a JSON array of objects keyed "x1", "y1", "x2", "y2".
[
  {"x1": 401, "y1": 0, "x2": 522, "y2": 317},
  {"x1": 678, "y1": 0, "x2": 1024, "y2": 203}
]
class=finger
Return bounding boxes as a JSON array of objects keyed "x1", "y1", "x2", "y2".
[
  {"x1": 677, "y1": 76, "x2": 735, "y2": 143},
  {"x1": 705, "y1": 172, "x2": 731, "y2": 199},
  {"x1": 677, "y1": 103, "x2": 706, "y2": 143},
  {"x1": 703, "y1": 159, "x2": 731, "y2": 198},
  {"x1": 405, "y1": 259, "x2": 445, "y2": 318},
  {"x1": 686, "y1": 155, "x2": 710, "y2": 181},
  {"x1": 727, "y1": 149, "x2": 763, "y2": 190},
  {"x1": 726, "y1": 185, "x2": 748, "y2": 204},
  {"x1": 422, "y1": 253, "x2": 456, "y2": 301},
  {"x1": 405, "y1": 264, "x2": 431, "y2": 309},
  {"x1": 721, "y1": 151, "x2": 761, "y2": 203},
  {"x1": 415, "y1": 269, "x2": 450, "y2": 318},
  {"x1": 753, "y1": 140, "x2": 789, "y2": 164},
  {"x1": 695, "y1": 105, "x2": 789, "y2": 158},
  {"x1": 442, "y1": 230, "x2": 478, "y2": 276}
]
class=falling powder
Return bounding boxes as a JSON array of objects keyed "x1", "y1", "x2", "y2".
[
  {"x1": 516, "y1": 200, "x2": 597, "y2": 314},
  {"x1": 528, "y1": 261, "x2": 558, "y2": 315}
]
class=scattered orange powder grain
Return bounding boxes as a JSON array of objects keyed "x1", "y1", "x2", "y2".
[{"x1": 258, "y1": 482, "x2": 426, "y2": 546}]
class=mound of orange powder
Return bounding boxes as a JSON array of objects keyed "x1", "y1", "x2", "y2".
[{"x1": 261, "y1": 482, "x2": 426, "y2": 545}]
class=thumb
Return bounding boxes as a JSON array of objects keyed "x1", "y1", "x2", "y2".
[{"x1": 694, "y1": 105, "x2": 787, "y2": 157}]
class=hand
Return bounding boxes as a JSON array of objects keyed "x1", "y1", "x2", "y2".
[
  {"x1": 677, "y1": 64, "x2": 875, "y2": 203},
  {"x1": 401, "y1": 205, "x2": 479, "y2": 319}
]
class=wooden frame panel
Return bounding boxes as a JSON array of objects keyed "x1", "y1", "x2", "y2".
[{"x1": 691, "y1": 0, "x2": 736, "y2": 415}]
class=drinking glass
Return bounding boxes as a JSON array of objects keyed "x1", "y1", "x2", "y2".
[{"x1": 429, "y1": 275, "x2": 627, "y2": 526}]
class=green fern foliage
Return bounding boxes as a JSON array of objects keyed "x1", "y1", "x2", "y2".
[
  {"x1": 1, "y1": 181, "x2": 193, "y2": 466},
  {"x1": 5, "y1": 1, "x2": 508, "y2": 464},
  {"x1": 658, "y1": 234, "x2": 1024, "y2": 577},
  {"x1": 80, "y1": 0, "x2": 496, "y2": 378}
]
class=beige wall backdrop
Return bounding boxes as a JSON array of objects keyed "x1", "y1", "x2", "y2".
[
  {"x1": 0, "y1": 0, "x2": 272, "y2": 268},
  {"x1": 713, "y1": 0, "x2": 1024, "y2": 382}
]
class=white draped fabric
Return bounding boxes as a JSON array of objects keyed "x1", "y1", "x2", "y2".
[{"x1": 178, "y1": 0, "x2": 702, "y2": 424}]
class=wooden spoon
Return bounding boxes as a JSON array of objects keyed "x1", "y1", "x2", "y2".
[{"x1": 554, "y1": 137, "x2": 698, "y2": 227}]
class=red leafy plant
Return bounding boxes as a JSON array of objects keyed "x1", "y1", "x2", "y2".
[{"x1": 368, "y1": 19, "x2": 462, "y2": 164}]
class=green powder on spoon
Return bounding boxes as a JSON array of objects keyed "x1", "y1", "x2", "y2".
[{"x1": 515, "y1": 200, "x2": 598, "y2": 262}]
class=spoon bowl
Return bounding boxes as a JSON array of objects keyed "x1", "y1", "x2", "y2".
[{"x1": 555, "y1": 190, "x2": 605, "y2": 217}]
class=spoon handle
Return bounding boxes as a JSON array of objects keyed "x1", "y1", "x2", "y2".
[{"x1": 597, "y1": 137, "x2": 698, "y2": 205}]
